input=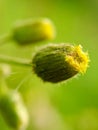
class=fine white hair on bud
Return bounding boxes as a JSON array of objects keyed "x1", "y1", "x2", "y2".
[
  {"x1": 32, "y1": 43, "x2": 89, "y2": 83},
  {"x1": 12, "y1": 18, "x2": 55, "y2": 45}
]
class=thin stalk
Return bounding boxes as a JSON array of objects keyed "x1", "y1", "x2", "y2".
[{"x1": 0, "y1": 54, "x2": 32, "y2": 67}]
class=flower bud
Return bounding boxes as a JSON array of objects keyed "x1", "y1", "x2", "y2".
[
  {"x1": 32, "y1": 43, "x2": 89, "y2": 83},
  {"x1": 12, "y1": 18, "x2": 55, "y2": 45},
  {"x1": 0, "y1": 90, "x2": 29, "y2": 129}
]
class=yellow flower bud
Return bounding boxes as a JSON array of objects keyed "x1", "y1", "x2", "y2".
[
  {"x1": 32, "y1": 43, "x2": 89, "y2": 83},
  {"x1": 12, "y1": 18, "x2": 55, "y2": 45}
]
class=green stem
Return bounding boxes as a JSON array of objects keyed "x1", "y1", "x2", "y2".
[
  {"x1": 0, "y1": 54, "x2": 32, "y2": 67},
  {"x1": 0, "y1": 79, "x2": 8, "y2": 96}
]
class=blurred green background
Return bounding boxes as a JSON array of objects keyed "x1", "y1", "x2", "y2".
[{"x1": 0, "y1": 0, "x2": 98, "y2": 130}]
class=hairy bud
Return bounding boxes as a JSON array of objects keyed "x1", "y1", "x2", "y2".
[
  {"x1": 12, "y1": 18, "x2": 55, "y2": 45},
  {"x1": 32, "y1": 43, "x2": 89, "y2": 83},
  {"x1": 0, "y1": 90, "x2": 29, "y2": 130}
]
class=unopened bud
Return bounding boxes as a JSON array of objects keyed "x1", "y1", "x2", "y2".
[
  {"x1": 0, "y1": 90, "x2": 29, "y2": 130},
  {"x1": 32, "y1": 43, "x2": 89, "y2": 83},
  {"x1": 12, "y1": 18, "x2": 55, "y2": 45}
]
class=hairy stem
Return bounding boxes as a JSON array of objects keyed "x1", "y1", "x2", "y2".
[{"x1": 0, "y1": 54, "x2": 32, "y2": 67}]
